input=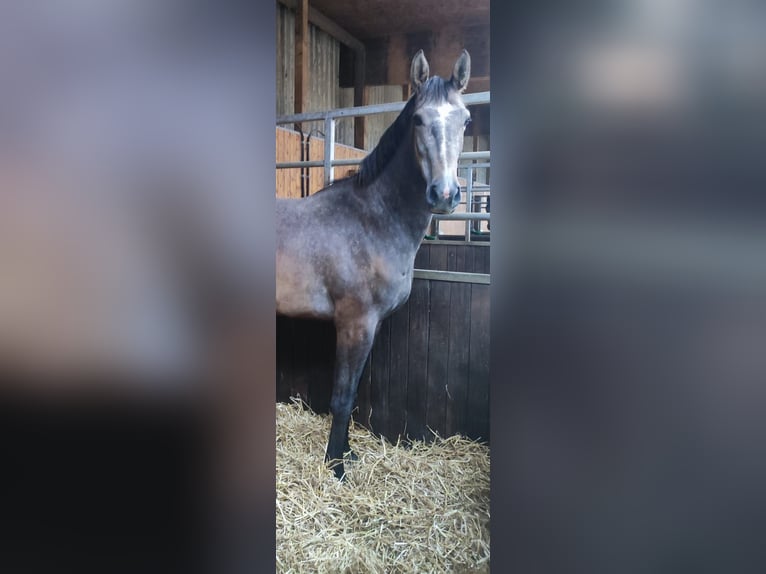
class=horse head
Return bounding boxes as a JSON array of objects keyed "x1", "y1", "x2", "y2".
[{"x1": 409, "y1": 49, "x2": 472, "y2": 214}]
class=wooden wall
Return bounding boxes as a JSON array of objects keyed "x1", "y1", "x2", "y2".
[
  {"x1": 276, "y1": 126, "x2": 367, "y2": 198},
  {"x1": 277, "y1": 2, "x2": 359, "y2": 146},
  {"x1": 276, "y1": 242, "x2": 490, "y2": 444}
]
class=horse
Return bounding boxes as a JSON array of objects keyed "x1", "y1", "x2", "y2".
[{"x1": 276, "y1": 49, "x2": 472, "y2": 480}]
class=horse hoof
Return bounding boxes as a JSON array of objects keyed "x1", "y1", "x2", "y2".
[
  {"x1": 345, "y1": 450, "x2": 359, "y2": 462},
  {"x1": 333, "y1": 465, "x2": 345, "y2": 481}
]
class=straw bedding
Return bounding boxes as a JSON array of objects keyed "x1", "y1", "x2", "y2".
[{"x1": 276, "y1": 398, "x2": 490, "y2": 573}]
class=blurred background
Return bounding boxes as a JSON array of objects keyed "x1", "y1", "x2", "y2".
[
  {"x1": 491, "y1": 0, "x2": 766, "y2": 572},
  {"x1": 0, "y1": 2, "x2": 275, "y2": 572}
]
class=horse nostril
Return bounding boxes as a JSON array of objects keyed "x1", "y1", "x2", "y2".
[{"x1": 428, "y1": 184, "x2": 440, "y2": 204}]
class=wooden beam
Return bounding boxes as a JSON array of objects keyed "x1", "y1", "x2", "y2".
[
  {"x1": 307, "y1": 6, "x2": 364, "y2": 53},
  {"x1": 278, "y1": 0, "x2": 364, "y2": 52},
  {"x1": 354, "y1": 50, "x2": 366, "y2": 149},
  {"x1": 387, "y1": 35, "x2": 409, "y2": 85},
  {"x1": 293, "y1": 0, "x2": 309, "y2": 131}
]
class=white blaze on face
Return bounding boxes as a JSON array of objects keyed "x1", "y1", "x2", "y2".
[
  {"x1": 433, "y1": 101, "x2": 466, "y2": 198},
  {"x1": 435, "y1": 102, "x2": 453, "y2": 180}
]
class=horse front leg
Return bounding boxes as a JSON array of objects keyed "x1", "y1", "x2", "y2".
[{"x1": 325, "y1": 313, "x2": 378, "y2": 480}]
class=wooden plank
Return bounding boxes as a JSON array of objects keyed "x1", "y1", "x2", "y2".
[
  {"x1": 386, "y1": 303, "x2": 410, "y2": 442},
  {"x1": 414, "y1": 243, "x2": 430, "y2": 269},
  {"x1": 447, "y1": 243, "x2": 457, "y2": 272},
  {"x1": 464, "y1": 243, "x2": 475, "y2": 275},
  {"x1": 293, "y1": 0, "x2": 309, "y2": 132},
  {"x1": 369, "y1": 318, "x2": 391, "y2": 438},
  {"x1": 278, "y1": 0, "x2": 364, "y2": 52},
  {"x1": 308, "y1": 6, "x2": 364, "y2": 53},
  {"x1": 370, "y1": 321, "x2": 391, "y2": 436},
  {"x1": 467, "y1": 284, "x2": 490, "y2": 442},
  {"x1": 386, "y1": 34, "x2": 409, "y2": 86},
  {"x1": 445, "y1": 282, "x2": 471, "y2": 437},
  {"x1": 276, "y1": 127, "x2": 366, "y2": 198},
  {"x1": 455, "y1": 244, "x2": 466, "y2": 273},
  {"x1": 405, "y1": 278, "x2": 430, "y2": 441},
  {"x1": 472, "y1": 245, "x2": 487, "y2": 274},
  {"x1": 354, "y1": 52, "x2": 366, "y2": 150},
  {"x1": 425, "y1": 249, "x2": 450, "y2": 436}
]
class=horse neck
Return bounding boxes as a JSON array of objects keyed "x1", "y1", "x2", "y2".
[{"x1": 369, "y1": 135, "x2": 433, "y2": 251}]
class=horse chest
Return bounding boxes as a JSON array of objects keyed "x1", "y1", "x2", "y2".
[{"x1": 372, "y1": 261, "x2": 413, "y2": 317}]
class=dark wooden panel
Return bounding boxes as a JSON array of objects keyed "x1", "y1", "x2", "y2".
[
  {"x1": 415, "y1": 243, "x2": 490, "y2": 273},
  {"x1": 425, "y1": 246, "x2": 450, "y2": 435},
  {"x1": 473, "y1": 244, "x2": 487, "y2": 274},
  {"x1": 405, "y1": 278, "x2": 430, "y2": 440},
  {"x1": 446, "y1": 243, "x2": 458, "y2": 272},
  {"x1": 367, "y1": 318, "x2": 391, "y2": 438},
  {"x1": 386, "y1": 302, "x2": 410, "y2": 441},
  {"x1": 445, "y1": 282, "x2": 471, "y2": 437},
  {"x1": 467, "y1": 283, "x2": 490, "y2": 441},
  {"x1": 414, "y1": 242, "x2": 430, "y2": 268}
]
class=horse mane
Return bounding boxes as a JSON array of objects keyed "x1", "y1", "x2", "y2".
[{"x1": 326, "y1": 76, "x2": 454, "y2": 189}]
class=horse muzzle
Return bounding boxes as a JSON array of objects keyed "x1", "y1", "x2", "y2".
[{"x1": 427, "y1": 181, "x2": 461, "y2": 214}]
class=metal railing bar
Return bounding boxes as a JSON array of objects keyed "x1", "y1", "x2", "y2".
[
  {"x1": 432, "y1": 213, "x2": 490, "y2": 221},
  {"x1": 413, "y1": 269, "x2": 490, "y2": 284},
  {"x1": 277, "y1": 153, "x2": 490, "y2": 170},
  {"x1": 276, "y1": 91, "x2": 490, "y2": 124}
]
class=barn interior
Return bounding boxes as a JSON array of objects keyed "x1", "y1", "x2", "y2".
[{"x1": 275, "y1": 0, "x2": 491, "y2": 447}]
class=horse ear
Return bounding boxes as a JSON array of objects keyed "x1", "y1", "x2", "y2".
[
  {"x1": 451, "y1": 49, "x2": 471, "y2": 92},
  {"x1": 410, "y1": 49, "x2": 430, "y2": 91}
]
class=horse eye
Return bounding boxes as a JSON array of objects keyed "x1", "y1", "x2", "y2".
[{"x1": 413, "y1": 114, "x2": 424, "y2": 127}]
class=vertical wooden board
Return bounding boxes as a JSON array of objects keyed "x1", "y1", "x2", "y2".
[
  {"x1": 414, "y1": 242, "x2": 430, "y2": 269},
  {"x1": 464, "y1": 243, "x2": 475, "y2": 274},
  {"x1": 446, "y1": 244, "x2": 458, "y2": 272},
  {"x1": 425, "y1": 246, "x2": 449, "y2": 436},
  {"x1": 368, "y1": 318, "x2": 391, "y2": 438},
  {"x1": 386, "y1": 302, "x2": 410, "y2": 442},
  {"x1": 405, "y1": 278, "x2": 430, "y2": 441},
  {"x1": 445, "y1": 282, "x2": 472, "y2": 437},
  {"x1": 354, "y1": 51, "x2": 366, "y2": 150},
  {"x1": 468, "y1": 245, "x2": 484, "y2": 273},
  {"x1": 467, "y1": 284, "x2": 491, "y2": 442},
  {"x1": 293, "y1": 0, "x2": 309, "y2": 128},
  {"x1": 454, "y1": 244, "x2": 466, "y2": 273},
  {"x1": 425, "y1": 279, "x2": 451, "y2": 437},
  {"x1": 472, "y1": 245, "x2": 488, "y2": 274}
]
